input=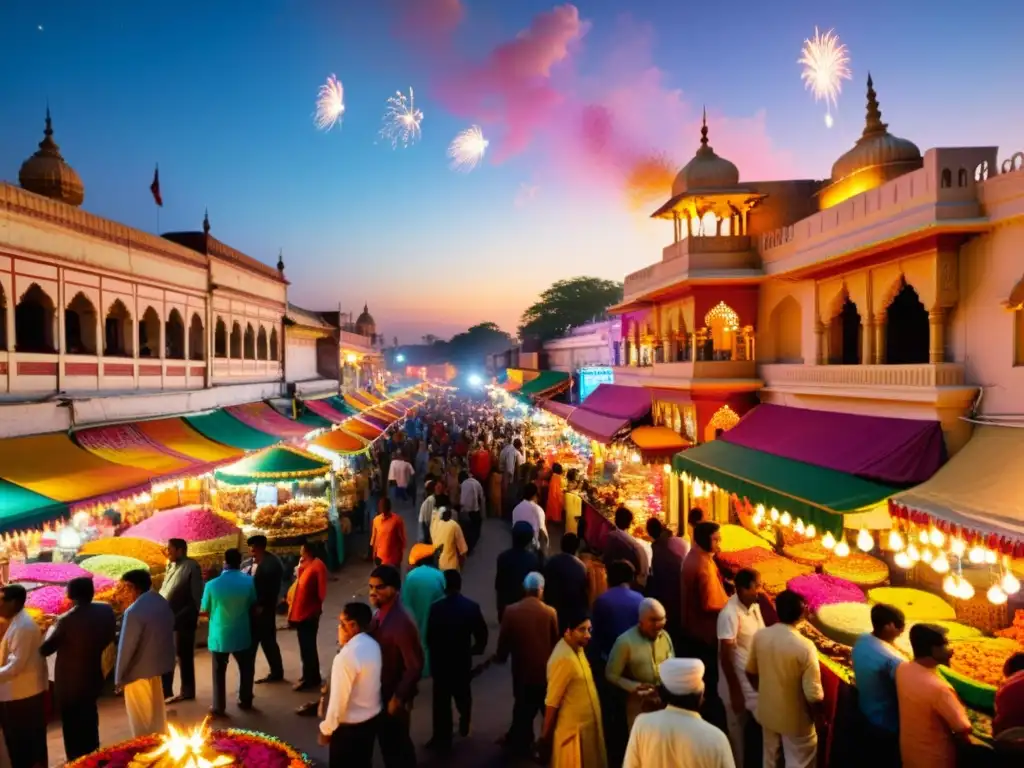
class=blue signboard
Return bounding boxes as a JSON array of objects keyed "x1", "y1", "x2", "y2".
[{"x1": 578, "y1": 366, "x2": 614, "y2": 402}]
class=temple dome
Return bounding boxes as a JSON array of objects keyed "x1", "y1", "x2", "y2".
[
  {"x1": 671, "y1": 111, "x2": 740, "y2": 197},
  {"x1": 19, "y1": 109, "x2": 84, "y2": 207},
  {"x1": 829, "y1": 75, "x2": 922, "y2": 183},
  {"x1": 355, "y1": 304, "x2": 376, "y2": 335}
]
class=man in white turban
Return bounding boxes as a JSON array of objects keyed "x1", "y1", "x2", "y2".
[{"x1": 623, "y1": 658, "x2": 735, "y2": 768}]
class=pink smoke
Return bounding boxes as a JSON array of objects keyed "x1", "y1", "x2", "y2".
[{"x1": 392, "y1": 2, "x2": 796, "y2": 202}]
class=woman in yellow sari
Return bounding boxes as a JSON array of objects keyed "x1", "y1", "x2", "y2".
[{"x1": 541, "y1": 613, "x2": 607, "y2": 768}]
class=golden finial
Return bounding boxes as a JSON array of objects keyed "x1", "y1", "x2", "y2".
[
  {"x1": 863, "y1": 72, "x2": 887, "y2": 137},
  {"x1": 700, "y1": 105, "x2": 709, "y2": 148},
  {"x1": 202, "y1": 209, "x2": 211, "y2": 234}
]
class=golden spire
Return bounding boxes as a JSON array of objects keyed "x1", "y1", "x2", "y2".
[
  {"x1": 700, "y1": 105, "x2": 709, "y2": 148},
  {"x1": 863, "y1": 73, "x2": 888, "y2": 138}
]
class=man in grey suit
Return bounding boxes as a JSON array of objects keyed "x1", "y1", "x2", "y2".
[
  {"x1": 245, "y1": 535, "x2": 285, "y2": 683},
  {"x1": 40, "y1": 576, "x2": 117, "y2": 760}
]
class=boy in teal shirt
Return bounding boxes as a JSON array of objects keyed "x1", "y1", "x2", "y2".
[{"x1": 201, "y1": 548, "x2": 257, "y2": 715}]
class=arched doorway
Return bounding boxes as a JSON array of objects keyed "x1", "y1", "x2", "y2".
[
  {"x1": 704, "y1": 404, "x2": 741, "y2": 442},
  {"x1": 138, "y1": 307, "x2": 161, "y2": 358},
  {"x1": 15, "y1": 283, "x2": 56, "y2": 353},
  {"x1": 166, "y1": 309, "x2": 186, "y2": 359},
  {"x1": 104, "y1": 300, "x2": 133, "y2": 357},
  {"x1": 190, "y1": 314, "x2": 205, "y2": 360},
  {"x1": 768, "y1": 296, "x2": 802, "y2": 363},
  {"x1": 230, "y1": 322, "x2": 242, "y2": 358},
  {"x1": 885, "y1": 282, "x2": 929, "y2": 364},
  {"x1": 256, "y1": 327, "x2": 268, "y2": 360},
  {"x1": 244, "y1": 324, "x2": 256, "y2": 359},
  {"x1": 704, "y1": 302, "x2": 740, "y2": 361},
  {"x1": 65, "y1": 292, "x2": 98, "y2": 354},
  {"x1": 214, "y1": 318, "x2": 227, "y2": 358},
  {"x1": 829, "y1": 297, "x2": 862, "y2": 365}
]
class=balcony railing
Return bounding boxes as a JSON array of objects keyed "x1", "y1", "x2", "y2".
[{"x1": 760, "y1": 363, "x2": 967, "y2": 389}]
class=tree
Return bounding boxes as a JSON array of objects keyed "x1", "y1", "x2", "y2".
[
  {"x1": 518, "y1": 277, "x2": 623, "y2": 341},
  {"x1": 446, "y1": 322, "x2": 514, "y2": 364},
  {"x1": 421, "y1": 334, "x2": 439, "y2": 345}
]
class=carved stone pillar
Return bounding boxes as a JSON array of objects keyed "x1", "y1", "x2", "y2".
[
  {"x1": 929, "y1": 309, "x2": 946, "y2": 364},
  {"x1": 873, "y1": 314, "x2": 886, "y2": 364},
  {"x1": 815, "y1": 322, "x2": 826, "y2": 365},
  {"x1": 864, "y1": 316, "x2": 875, "y2": 366},
  {"x1": 662, "y1": 336, "x2": 672, "y2": 363}
]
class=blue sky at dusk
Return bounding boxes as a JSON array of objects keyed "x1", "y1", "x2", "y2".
[{"x1": 2, "y1": 1, "x2": 1022, "y2": 343}]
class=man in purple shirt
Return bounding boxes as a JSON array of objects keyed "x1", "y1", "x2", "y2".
[
  {"x1": 589, "y1": 560, "x2": 644, "y2": 665},
  {"x1": 645, "y1": 518, "x2": 686, "y2": 647}
]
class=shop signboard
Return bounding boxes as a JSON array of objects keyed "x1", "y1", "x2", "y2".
[{"x1": 579, "y1": 366, "x2": 614, "y2": 402}]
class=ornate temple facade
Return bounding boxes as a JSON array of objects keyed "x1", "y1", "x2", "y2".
[
  {"x1": 609, "y1": 76, "x2": 1024, "y2": 453},
  {"x1": 0, "y1": 112, "x2": 379, "y2": 437}
]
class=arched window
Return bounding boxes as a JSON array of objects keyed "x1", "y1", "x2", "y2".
[
  {"x1": 166, "y1": 309, "x2": 185, "y2": 360},
  {"x1": 230, "y1": 322, "x2": 242, "y2": 358},
  {"x1": 214, "y1": 318, "x2": 227, "y2": 358},
  {"x1": 15, "y1": 283, "x2": 56, "y2": 353},
  {"x1": 885, "y1": 281, "x2": 930, "y2": 364},
  {"x1": 104, "y1": 299, "x2": 133, "y2": 357},
  {"x1": 243, "y1": 323, "x2": 256, "y2": 360},
  {"x1": 189, "y1": 314, "x2": 205, "y2": 360},
  {"x1": 940, "y1": 168, "x2": 952, "y2": 188},
  {"x1": 767, "y1": 296, "x2": 803, "y2": 363},
  {"x1": 256, "y1": 327, "x2": 268, "y2": 360},
  {"x1": 0, "y1": 283, "x2": 6, "y2": 351},
  {"x1": 828, "y1": 297, "x2": 862, "y2": 364},
  {"x1": 958, "y1": 168, "x2": 968, "y2": 187},
  {"x1": 269, "y1": 328, "x2": 279, "y2": 360},
  {"x1": 138, "y1": 306, "x2": 161, "y2": 358},
  {"x1": 704, "y1": 301, "x2": 739, "y2": 361},
  {"x1": 64, "y1": 291, "x2": 97, "y2": 355}
]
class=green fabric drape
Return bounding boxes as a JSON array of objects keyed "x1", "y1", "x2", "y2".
[
  {"x1": 0, "y1": 479, "x2": 68, "y2": 532},
  {"x1": 185, "y1": 409, "x2": 280, "y2": 451},
  {"x1": 215, "y1": 445, "x2": 331, "y2": 485},
  {"x1": 673, "y1": 440, "x2": 896, "y2": 537}
]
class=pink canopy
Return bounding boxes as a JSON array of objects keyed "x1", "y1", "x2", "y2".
[{"x1": 576, "y1": 384, "x2": 652, "y2": 420}]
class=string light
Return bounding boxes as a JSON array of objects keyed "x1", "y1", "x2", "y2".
[
  {"x1": 794, "y1": 519, "x2": 806, "y2": 535},
  {"x1": 988, "y1": 584, "x2": 1008, "y2": 605},
  {"x1": 834, "y1": 539, "x2": 851, "y2": 557},
  {"x1": 1001, "y1": 571, "x2": 1021, "y2": 595},
  {"x1": 856, "y1": 528, "x2": 874, "y2": 552},
  {"x1": 770, "y1": 507, "x2": 780, "y2": 522},
  {"x1": 921, "y1": 547, "x2": 934, "y2": 564},
  {"x1": 968, "y1": 546, "x2": 985, "y2": 565},
  {"x1": 822, "y1": 531, "x2": 836, "y2": 550},
  {"x1": 805, "y1": 524, "x2": 816, "y2": 539},
  {"x1": 950, "y1": 537, "x2": 967, "y2": 557},
  {"x1": 932, "y1": 552, "x2": 950, "y2": 574},
  {"x1": 780, "y1": 511, "x2": 792, "y2": 527},
  {"x1": 929, "y1": 528, "x2": 945, "y2": 548},
  {"x1": 888, "y1": 530, "x2": 905, "y2": 551},
  {"x1": 907, "y1": 543, "x2": 921, "y2": 562},
  {"x1": 918, "y1": 530, "x2": 930, "y2": 545},
  {"x1": 894, "y1": 551, "x2": 912, "y2": 569}
]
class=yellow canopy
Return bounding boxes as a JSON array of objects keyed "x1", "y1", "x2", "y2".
[
  {"x1": 0, "y1": 433, "x2": 153, "y2": 503},
  {"x1": 136, "y1": 419, "x2": 244, "y2": 463},
  {"x1": 343, "y1": 394, "x2": 370, "y2": 412},
  {"x1": 893, "y1": 425, "x2": 1024, "y2": 539}
]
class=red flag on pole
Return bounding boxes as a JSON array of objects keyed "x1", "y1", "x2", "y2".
[{"x1": 150, "y1": 164, "x2": 163, "y2": 207}]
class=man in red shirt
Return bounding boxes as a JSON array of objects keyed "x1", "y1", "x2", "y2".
[
  {"x1": 371, "y1": 498, "x2": 407, "y2": 568},
  {"x1": 288, "y1": 543, "x2": 328, "y2": 692},
  {"x1": 995, "y1": 652, "x2": 1024, "y2": 739},
  {"x1": 469, "y1": 442, "x2": 491, "y2": 485}
]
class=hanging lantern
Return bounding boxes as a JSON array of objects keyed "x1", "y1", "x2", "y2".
[
  {"x1": 950, "y1": 537, "x2": 967, "y2": 558},
  {"x1": 932, "y1": 552, "x2": 951, "y2": 574},
  {"x1": 834, "y1": 539, "x2": 851, "y2": 558},
  {"x1": 780, "y1": 511, "x2": 792, "y2": 527},
  {"x1": 888, "y1": 530, "x2": 905, "y2": 552},
  {"x1": 1001, "y1": 571, "x2": 1022, "y2": 596},
  {"x1": 805, "y1": 524, "x2": 816, "y2": 539},
  {"x1": 907, "y1": 543, "x2": 921, "y2": 562},
  {"x1": 856, "y1": 528, "x2": 874, "y2": 552},
  {"x1": 987, "y1": 584, "x2": 1009, "y2": 605},
  {"x1": 968, "y1": 546, "x2": 985, "y2": 565},
  {"x1": 929, "y1": 527, "x2": 945, "y2": 548},
  {"x1": 822, "y1": 531, "x2": 837, "y2": 550},
  {"x1": 894, "y1": 551, "x2": 913, "y2": 570},
  {"x1": 984, "y1": 549, "x2": 998, "y2": 565}
]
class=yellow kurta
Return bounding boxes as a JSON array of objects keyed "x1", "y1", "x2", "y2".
[{"x1": 546, "y1": 639, "x2": 608, "y2": 768}]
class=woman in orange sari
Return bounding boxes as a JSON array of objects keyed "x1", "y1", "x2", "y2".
[
  {"x1": 487, "y1": 444, "x2": 502, "y2": 517},
  {"x1": 546, "y1": 462, "x2": 565, "y2": 524}
]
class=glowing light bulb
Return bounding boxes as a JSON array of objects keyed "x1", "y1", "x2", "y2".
[
  {"x1": 822, "y1": 531, "x2": 836, "y2": 550},
  {"x1": 968, "y1": 546, "x2": 985, "y2": 565},
  {"x1": 1001, "y1": 571, "x2": 1021, "y2": 595},
  {"x1": 984, "y1": 549, "x2": 998, "y2": 565},
  {"x1": 894, "y1": 551, "x2": 912, "y2": 569},
  {"x1": 907, "y1": 543, "x2": 921, "y2": 562},
  {"x1": 752, "y1": 508, "x2": 765, "y2": 526},
  {"x1": 770, "y1": 507, "x2": 780, "y2": 522},
  {"x1": 755, "y1": 504, "x2": 765, "y2": 518},
  {"x1": 692, "y1": 479, "x2": 704, "y2": 499},
  {"x1": 794, "y1": 518, "x2": 806, "y2": 535},
  {"x1": 942, "y1": 574, "x2": 958, "y2": 596},
  {"x1": 932, "y1": 552, "x2": 950, "y2": 574},
  {"x1": 918, "y1": 530, "x2": 930, "y2": 545},
  {"x1": 805, "y1": 524, "x2": 816, "y2": 539},
  {"x1": 957, "y1": 580, "x2": 975, "y2": 600},
  {"x1": 834, "y1": 539, "x2": 851, "y2": 557},
  {"x1": 950, "y1": 538, "x2": 966, "y2": 557},
  {"x1": 921, "y1": 547, "x2": 934, "y2": 564},
  {"x1": 888, "y1": 530, "x2": 905, "y2": 552},
  {"x1": 663, "y1": 464, "x2": 671, "y2": 474},
  {"x1": 987, "y1": 584, "x2": 1008, "y2": 605},
  {"x1": 929, "y1": 528, "x2": 945, "y2": 548},
  {"x1": 856, "y1": 528, "x2": 874, "y2": 552}
]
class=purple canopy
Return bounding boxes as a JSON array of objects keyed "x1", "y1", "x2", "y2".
[
  {"x1": 576, "y1": 384, "x2": 652, "y2": 420},
  {"x1": 722, "y1": 404, "x2": 945, "y2": 486},
  {"x1": 567, "y1": 409, "x2": 631, "y2": 444}
]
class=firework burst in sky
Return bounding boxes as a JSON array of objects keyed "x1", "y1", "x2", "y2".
[
  {"x1": 448, "y1": 126, "x2": 488, "y2": 172},
  {"x1": 799, "y1": 27, "x2": 852, "y2": 127},
  {"x1": 314, "y1": 74, "x2": 345, "y2": 131},
  {"x1": 380, "y1": 88, "x2": 424, "y2": 148}
]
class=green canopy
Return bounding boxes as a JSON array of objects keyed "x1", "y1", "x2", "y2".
[
  {"x1": 0, "y1": 479, "x2": 68, "y2": 532},
  {"x1": 673, "y1": 440, "x2": 897, "y2": 537},
  {"x1": 295, "y1": 409, "x2": 333, "y2": 429},
  {"x1": 215, "y1": 445, "x2": 331, "y2": 485},
  {"x1": 518, "y1": 371, "x2": 569, "y2": 398},
  {"x1": 185, "y1": 409, "x2": 279, "y2": 451},
  {"x1": 327, "y1": 396, "x2": 358, "y2": 416}
]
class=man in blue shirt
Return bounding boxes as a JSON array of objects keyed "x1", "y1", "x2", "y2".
[
  {"x1": 202, "y1": 548, "x2": 257, "y2": 716},
  {"x1": 851, "y1": 602, "x2": 906, "y2": 766},
  {"x1": 590, "y1": 560, "x2": 644, "y2": 665}
]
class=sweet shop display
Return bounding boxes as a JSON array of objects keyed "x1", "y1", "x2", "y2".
[
  {"x1": 822, "y1": 551, "x2": 890, "y2": 587},
  {"x1": 717, "y1": 546, "x2": 776, "y2": 574},
  {"x1": 79, "y1": 536, "x2": 169, "y2": 574},
  {"x1": 787, "y1": 573, "x2": 866, "y2": 614},
  {"x1": 893, "y1": 620, "x2": 981, "y2": 658},
  {"x1": 942, "y1": 637, "x2": 1024, "y2": 710},
  {"x1": 783, "y1": 539, "x2": 834, "y2": 566},
  {"x1": 242, "y1": 498, "x2": 330, "y2": 540},
  {"x1": 720, "y1": 523, "x2": 773, "y2": 553},
  {"x1": 813, "y1": 602, "x2": 875, "y2": 647},
  {"x1": 753, "y1": 555, "x2": 813, "y2": 596},
  {"x1": 80, "y1": 554, "x2": 152, "y2": 581},
  {"x1": 866, "y1": 586, "x2": 957, "y2": 622}
]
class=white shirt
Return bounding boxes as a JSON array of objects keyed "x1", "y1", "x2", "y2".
[
  {"x1": 499, "y1": 444, "x2": 525, "y2": 475},
  {"x1": 419, "y1": 495, "x2": 437, "y2": 524},
  {"x1": 512, "y1": 499, "x2": 547, "y2": 537},
  {"x1": 0, "y1": 610, "x2": 48, "y2": 702},
  {"x1": 319, "y1": 632, "x2": 383, "y2": 735},
  {"x1": 433, "y1": 517, "x2": 468, "y2": 571},
  {"x1": 716, "y1": 593, "x2": 765, "y2": 711},
  {"x1": 624, "y1": 706, "x2": 735, "y2": 768},
  {"x1": 459, "y1": 476, "x2": 485, "y2": 513},
  {"x1": 388, "y1": 459, "x2": 414, "y2": 487}
]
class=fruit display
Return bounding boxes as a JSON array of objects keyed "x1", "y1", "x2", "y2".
[
  {"x1": 813, "y1": 602, "x2": 874, "y2": 647},
  {"x1": 867, "y1": 587, "x2": 956, "y2": 622},
  {"x1": 719, "y1": 524, "x2": 773, "y2": 553},
  {"x1": 894, "y1": 621, "x2": 982, "y2": 658},
  {"x1": 822, "y1": 552, "x2": 890, "y2": 587},
  {"x1": 788, "y1": 573, "x2": 866, "y2": 614}
]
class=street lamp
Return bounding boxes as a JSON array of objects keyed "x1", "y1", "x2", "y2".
[{"x1": 396, "y1": 354, "x2": 405, "y2": 363}]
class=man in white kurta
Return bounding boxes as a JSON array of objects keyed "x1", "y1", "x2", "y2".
[{"x1": 623, "y1": 658, "x2": 735, "y2": 768}]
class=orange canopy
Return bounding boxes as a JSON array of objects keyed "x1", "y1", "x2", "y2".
[
  {"x1": 630, "y1": 426, "x2": 690, "y2": 455},
  {"x1": 311, "y1": 429, "x2": 367, "y2": 455}
]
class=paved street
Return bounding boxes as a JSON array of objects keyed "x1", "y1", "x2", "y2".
[{"x1": 45, "y1": 495, "x2": 537, "y2": 767}]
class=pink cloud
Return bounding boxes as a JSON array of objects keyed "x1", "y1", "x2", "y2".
[{"x1": 393, "y1": 4, "x2": 796, "y2": 204}]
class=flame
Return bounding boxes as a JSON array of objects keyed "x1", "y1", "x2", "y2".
[{"x1": 133, "y1": 719, "x2": 234, "y2": 768}]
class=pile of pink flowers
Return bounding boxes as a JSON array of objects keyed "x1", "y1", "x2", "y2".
[
  {"x1": 125, "y1": 505, "x2": 239, "y2": 543},
  {"x1": 787, "y1": 572, "x2": 866, "y2": 613},
  {"x1": 26, "y1": 585, "x2": 71, "y2": 615},
  {"x1": 11, "y1": 562, "x2": 115, "y2": 591}
]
